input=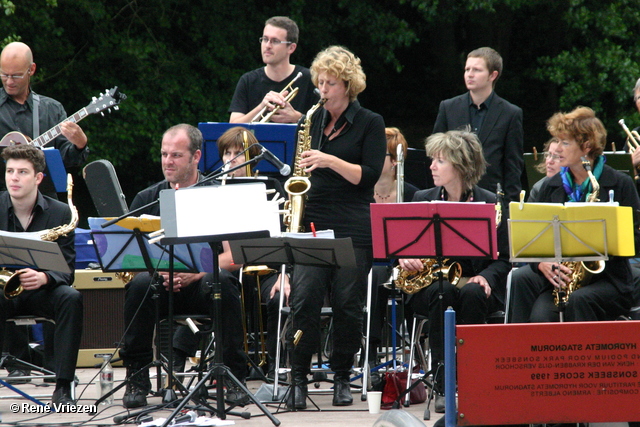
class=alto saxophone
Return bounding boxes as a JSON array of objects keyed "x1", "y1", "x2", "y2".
[
  {"x1": 554, "y1": 157, "x2": 603, "y2": 306},
  {"x1": 1, "y1": 174, "x2": 78, "y2": 299},
  {"x1": 282, "y1": 97, "x2": 327, "y2": 232},
  {"x1": 393, "y1": 259, "x2": 462, "y2": 294}
]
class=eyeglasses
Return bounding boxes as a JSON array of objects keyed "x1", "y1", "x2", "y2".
[
  {"x1": 0, "y1": 68, "x2": 30, "y2": 81},
  {"x1": 258, "y1": 37, "x2": 293, "y2": 46},
  {"x1": 544, "y1": 152, "x2": 560, "y2": 161}
]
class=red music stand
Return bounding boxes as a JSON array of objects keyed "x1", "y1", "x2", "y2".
[{"x1": 370, "y1": 201, "x2": 498, "y2": 416}]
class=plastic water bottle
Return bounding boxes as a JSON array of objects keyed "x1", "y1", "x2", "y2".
[{"x1": 99, "y1": 355, "x2": 114, "y2": 405}]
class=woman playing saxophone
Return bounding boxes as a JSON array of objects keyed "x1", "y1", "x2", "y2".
[
  {"x1": 509, "y1": 106, "x2": 640, "y2": 323},
  {"x1": 287, "y1": 45, "x2": 386, "y2": 410},
  {"x1": 397, "y1": 129, "x2": 511, "y2": 412}
]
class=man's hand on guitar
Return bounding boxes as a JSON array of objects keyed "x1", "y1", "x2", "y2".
[{"x1": 59, "y1": 121, "x2": 87, "y2": 149}]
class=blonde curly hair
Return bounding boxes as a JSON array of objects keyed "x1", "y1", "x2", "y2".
[{"x1": 310, "y1": 46, "x2": 366, "y2": 102}]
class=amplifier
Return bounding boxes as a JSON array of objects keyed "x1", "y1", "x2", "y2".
[{"x1": 74, "y1": 270, "x2": 126, "y2": 367}]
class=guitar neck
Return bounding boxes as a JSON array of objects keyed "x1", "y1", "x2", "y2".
[{"x1": 30, "y1": 107, "x2": 90, "y2": 148}]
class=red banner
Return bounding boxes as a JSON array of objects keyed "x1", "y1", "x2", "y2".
[{"x1": 457, "y1": 321, "x2": 640, "y2": 425}]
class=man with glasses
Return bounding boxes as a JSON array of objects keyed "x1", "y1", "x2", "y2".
[
  {"x1": 0, "y1": 42, "x2": 89, "y2": 177},
  {"x1": 228, "y1": 16, "x2": 317, "y2": 123},
  {"x1": 0, "y1": 41, "x2": 89, "y2": 384}
]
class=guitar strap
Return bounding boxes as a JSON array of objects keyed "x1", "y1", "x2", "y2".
[{"x1": 32, "y1": 93, "x2": 40, "y2": 137}]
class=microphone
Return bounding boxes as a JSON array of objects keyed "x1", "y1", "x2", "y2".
[
  {"x1": 172, "y1": 410, "x2": 198, "y2": 424},
  {"x1": 258, "y1": 144, "x2": 291, "y2": 176}
]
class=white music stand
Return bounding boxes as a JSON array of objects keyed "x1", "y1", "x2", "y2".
[{"x1": 157, "y1": 183, "x2": 281, "y2": 426}]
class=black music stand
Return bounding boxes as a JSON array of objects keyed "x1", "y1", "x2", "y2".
[
  {"x1": 0, "y1": 232, "x2": 70, "y2": 404},
  {"x1": 89, "y1": 218, "x2": 208, "y2": 408},
  {"x1": 159, "y1": 231, "x2": 281, "y2": 427},
  {"x1": 229, "y1": 235, "x2": 356, "y2": 409},
  {"x1": 370, "y1": 202, "x2": 497, "y2": 417}
]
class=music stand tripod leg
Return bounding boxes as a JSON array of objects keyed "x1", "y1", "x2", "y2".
[{"x1": 160, "y1": 248, "x2": 281, "y2": 427}]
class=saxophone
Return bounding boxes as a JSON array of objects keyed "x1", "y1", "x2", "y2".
[
  {"x1": 282, "y1": 97, "x2": 327, "y2": 232},
  {"x1": 394, "y1": 259, "x2": 462, "y2": 294},
  {"x1": 1, "y1": 174, "x2": 79, "y2": 299},
  {"x1": 554, "y1": 157, "x2": 604, "y2": 306}
]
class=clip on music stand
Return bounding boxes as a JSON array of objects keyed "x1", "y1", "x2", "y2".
[
  {"x1": 0, "y1": 232, "x2": 69, "y2": 405},
  {"x1": 89, "y1": 217, "x2": 206, "y2": 407},
  {"x1": 370, "y1": 202, "x2": 497, "y2": 418},
  {"x1": 229, "y1": 235, "x2": 356, "y2": 407}
]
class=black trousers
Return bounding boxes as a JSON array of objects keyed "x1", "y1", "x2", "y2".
[
  {"x1": 0, "y1": 284, "x2": 83, "y2": 382},
  {"x1": 289, "y1": 246, "x2": 372, "y2": 373},
  {"x1": 509, "y1": 264, "x2": 633, "y2": 322},
  {"x1": 409, "y1": 279, "x2": 489, "y2": 382},
  {"x1": 119, "y1": 269, "x2": 247, "y2": 381}
]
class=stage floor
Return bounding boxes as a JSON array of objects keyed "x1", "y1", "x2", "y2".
[{"x1": 0, "y1": 366, "x2": 437, "y2": 426}]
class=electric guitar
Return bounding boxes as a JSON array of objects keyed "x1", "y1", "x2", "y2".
[{"x1": 0, "y1": 86, "x2": 127, "y2": 147}]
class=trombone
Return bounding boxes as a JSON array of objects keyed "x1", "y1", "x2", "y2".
[
  {"x1": 618, "y1": 119, "x2": 640, "y2": 153},
  {"x1": 251, "y1": 72, "x2": 302, "y2": 123}
]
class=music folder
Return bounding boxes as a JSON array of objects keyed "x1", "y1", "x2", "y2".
[{"x1": 508, "y1": 201, "x2": 634, "y2": 261}]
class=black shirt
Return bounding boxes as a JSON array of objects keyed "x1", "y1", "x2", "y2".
[{"x1": 0, "y1": 191, "x2": 75, "y2": 287}]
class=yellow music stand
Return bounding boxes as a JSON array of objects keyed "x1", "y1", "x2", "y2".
[{"x1": 508, "y1": 201, "x2": 635, "y2": 263}]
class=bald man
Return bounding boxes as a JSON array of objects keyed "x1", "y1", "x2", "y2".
[{"x1": 0, "y1": 42, "x2": 89, "y2": 187}]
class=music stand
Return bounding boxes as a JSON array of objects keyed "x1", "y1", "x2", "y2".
[
  {"x1": 156, "y1": 184, "x2": 281, "y2": 426},
  {"x1": 0, "y1": 231, "x2": 70, "y2": 404},
  {"x1": 89, "y1": 217, "x2": 209, "y2": 407},
  {"x1": 370, "y1": 202, "x2": 497, "y2": 415},
  {"x1": 229, "y1": 235, "x2": 356, "y2": 407}
]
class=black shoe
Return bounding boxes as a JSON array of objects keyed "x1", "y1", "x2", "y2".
[
  {"x1": 434, "y1": 394, "x2": 445, "y2": 413},
  {"x1": 225, "y1": 381, "x2": 250, "y2": 406},
  {"x1": 7, "y1": 369, "x2": 31, "y2": 384},
  {"x1": 332, "y1": 378, "x2": 353, "y2": 406},
  {"x1": 266, "y1": 368, "x2": 288, "y2": 383},
  {"x1": 286, "y1": 384, "x2": 308, "y2": 410},
  {"x1": 52, "y1": 387, "x2": 74, "y2": 406},
  {"x1": 122, "y1": 367, "x2": 150, "y2": 409}
]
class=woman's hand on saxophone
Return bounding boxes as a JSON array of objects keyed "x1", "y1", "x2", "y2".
[
  {"x1": 538, "y1": 262, "x2": 570, "y2": 289},
  {"x1": 300, "y1": 149, "x2": 363, "y2": 185},
  {"x1": 398, "y1": 258, "x2": 424, "y2": 272}
]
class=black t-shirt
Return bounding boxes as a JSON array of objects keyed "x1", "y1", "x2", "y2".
[{"x1": 228, "y1": 65, "x2": 317, "y2": 118}]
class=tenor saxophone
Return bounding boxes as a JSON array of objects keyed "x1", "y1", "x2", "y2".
[
  {"x1": 1, "y1": 174, "x2": 78, "y2": 299},
  {"x1": 282, "y1": 97, "x2": 327, "y2": 232},
  {"x1": 554, "y1": 157, "x2": 603, "y2": 306}
]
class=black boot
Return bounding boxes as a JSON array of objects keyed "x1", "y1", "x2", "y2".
[
  {"x1": 332, "y1": 371, "x2": 353, "y2": 406},
  {"x1": 286, "y1": 368, "x2": 308, "y2": 410},
  {"x1": 122, "y1": 365, "x2": 151, "y2": 409}
]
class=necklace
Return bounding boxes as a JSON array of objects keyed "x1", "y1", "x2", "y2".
[{"x1": 375, "y1": 191, "x2": 394, "y2": 201}]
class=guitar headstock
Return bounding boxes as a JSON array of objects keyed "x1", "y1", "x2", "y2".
[{"x1": 87, "y1": 86, "x2": 127, "y2": 115}]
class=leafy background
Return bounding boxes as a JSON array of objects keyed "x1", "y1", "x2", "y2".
[{"x1": 3, "y1": 0, "x2": 640, "y2": 224}]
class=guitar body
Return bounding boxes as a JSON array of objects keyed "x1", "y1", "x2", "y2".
[{"x1": 0, "y1": 131, "x2": 31, "y2": 147}]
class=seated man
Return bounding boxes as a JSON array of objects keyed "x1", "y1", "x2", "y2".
[
  {"x1": 119, "y1": 124, "x2": 247, "y2": 408},
  {"x1": 0, "y1": 145, "x2": 82, "y2": 405}
]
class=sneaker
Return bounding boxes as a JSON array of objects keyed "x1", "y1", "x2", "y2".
[
  {"x1": 225, "y1": 381, "x2": 250, "y2": 406},
  {"x1": 7, "y1": 369, "x2": 31, "y2": 384}
]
